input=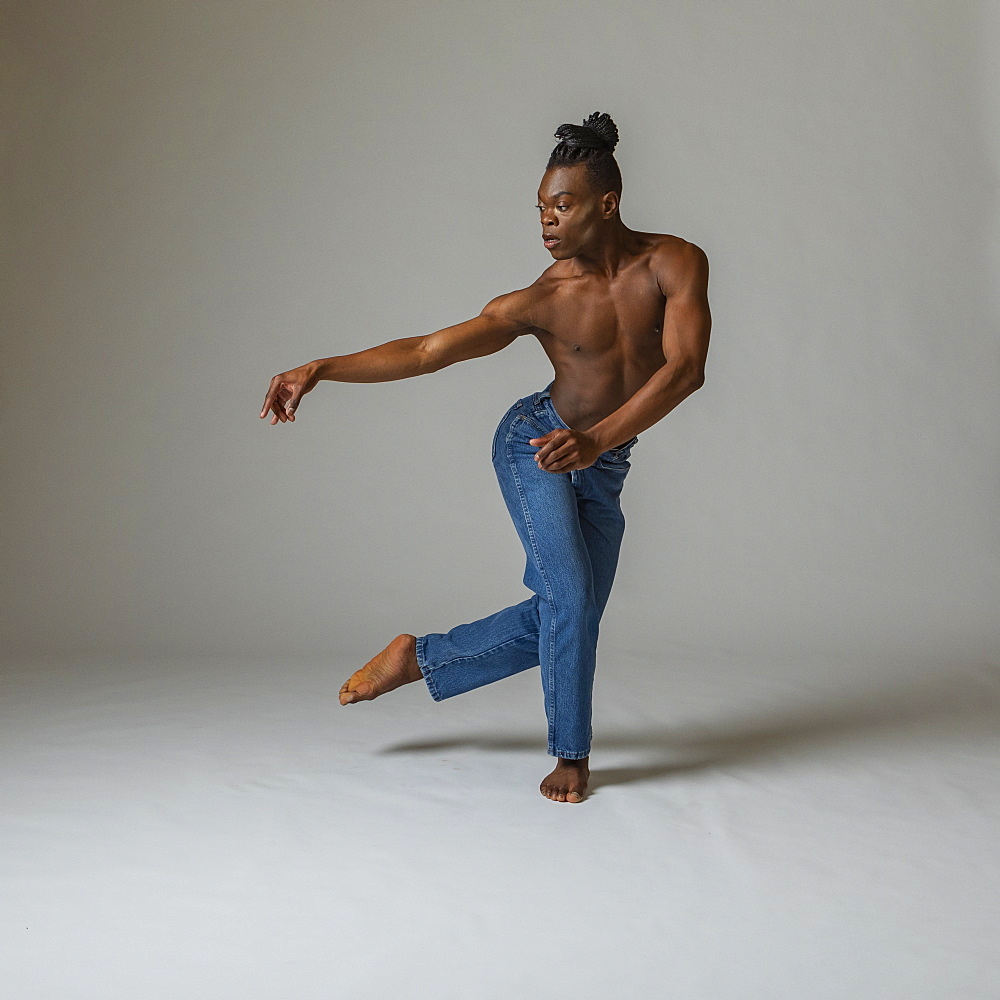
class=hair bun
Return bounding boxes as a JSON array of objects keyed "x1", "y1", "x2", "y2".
[{"x1": 553, "y1": 111, "x2": 619, "y2": 153}]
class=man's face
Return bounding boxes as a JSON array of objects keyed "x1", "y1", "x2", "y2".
[{"x1": 536, "y1": 165, "x2": 609, "y2": 258}]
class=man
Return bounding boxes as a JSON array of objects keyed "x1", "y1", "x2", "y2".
[{"x1": 260, "y1": 111, "x2": 711, "y2": 803}]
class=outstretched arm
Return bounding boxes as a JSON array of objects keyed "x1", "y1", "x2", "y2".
[{"x1": 259, "y1": 290, "x2": 533, "y2": 423}]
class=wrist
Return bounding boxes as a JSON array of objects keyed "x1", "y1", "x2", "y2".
[
  {"x1": 310, "y1": 357, "x2": 335, "y2": 381},
  {"x1": 586, "y1": 424, "x2": 615, "y2": 453}
]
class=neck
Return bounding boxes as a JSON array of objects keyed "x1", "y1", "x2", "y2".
[{"x1": 570, "y1": 219, "x2": 635, "y2": 278}]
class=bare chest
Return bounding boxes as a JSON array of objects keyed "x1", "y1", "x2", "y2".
[{"x1": 531, "y1": 265, "x2": 666, "y2": 361}]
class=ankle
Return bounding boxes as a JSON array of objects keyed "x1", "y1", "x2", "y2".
[{"x1": 401, "y1": 634, "x2": 422, "y2": 681}]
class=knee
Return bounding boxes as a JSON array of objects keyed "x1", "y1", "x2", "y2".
[{"x1": 550, "y1": 587, "x2": 600, "y2": 628}]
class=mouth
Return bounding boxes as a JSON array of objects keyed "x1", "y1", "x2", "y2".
[{"x1": 543, "y1": 235, "x2": 561, "y2": 249}]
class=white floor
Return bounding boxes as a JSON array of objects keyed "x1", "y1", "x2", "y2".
[{"x1": 2, "y1": 645, "x2": 999, "y2": 1000}]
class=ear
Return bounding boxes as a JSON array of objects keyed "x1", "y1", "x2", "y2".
[{"x1": 600, "y1": 190, "x2": 619, "y2": 219}]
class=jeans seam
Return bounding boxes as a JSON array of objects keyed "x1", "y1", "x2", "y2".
[
  {"x1": 492, "y1": 404, "x2": 519, "y2": 462},
  {"x1": 494, "y1": 413, "x2": 524, "y2": 467}
]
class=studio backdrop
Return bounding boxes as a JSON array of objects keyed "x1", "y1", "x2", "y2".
[{"x1": 3, "y1": 0, "x2": 998, "y2": 666}]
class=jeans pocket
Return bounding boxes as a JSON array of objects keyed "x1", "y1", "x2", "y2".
[{"x1": 519, "y1": 411, "x2": 549, "y2": 435}]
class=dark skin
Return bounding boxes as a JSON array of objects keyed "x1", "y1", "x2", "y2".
[{"x1": 260, "y1": 162, "x2": 712, "y2": 802}]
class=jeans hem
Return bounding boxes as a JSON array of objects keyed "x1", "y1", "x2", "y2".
[
  {"x1": 415, "y1": 635, "x2": 445, "y2": 702},
  {"x1": 549, "y1": 747, "x2": 591, "y2": 759}
]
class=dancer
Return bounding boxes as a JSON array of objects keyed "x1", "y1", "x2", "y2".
[{"x1": 260, "y1": 111, "x2": 712, "y2": 802}]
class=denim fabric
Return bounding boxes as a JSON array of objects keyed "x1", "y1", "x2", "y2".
[{"x1": 415, "y1": 381, "x2": 638, "y2": 759}]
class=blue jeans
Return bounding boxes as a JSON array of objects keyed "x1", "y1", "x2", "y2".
[{"x1": 415, "y1": 381, "x2": 638, "y2": 759}]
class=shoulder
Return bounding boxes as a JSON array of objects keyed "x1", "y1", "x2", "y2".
[
  {"x1": 479, "y1": 283, "x2": 543, "y2": 334},
  {"x1": 480, "y1": 272, "x2": 561, "y2": 331},
  {"x1": 649, "y1": 236, "x2": 709, "y2": 296}
]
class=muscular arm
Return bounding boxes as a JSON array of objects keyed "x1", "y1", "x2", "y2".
[
  {"x1": 260, "y1": 290, "x2": 534, "y2": 423},
  {"x1": 586, "y1": 241, "x2": 711, "y2": 451},
  {"x1": 311, "y1": 290, "x2": 533, "y2": 381}
]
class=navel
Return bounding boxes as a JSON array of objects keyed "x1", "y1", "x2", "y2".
[{"x1": 572, "y1": 343, "x2": 581, "y2": 351}]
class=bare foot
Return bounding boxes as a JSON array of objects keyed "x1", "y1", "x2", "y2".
[
  {"x1": 540, "y1": 757, "x2": 589, "y2": 802},
  {"x1": 339, "y1": 634, "x2": 423, "y2": 705}
]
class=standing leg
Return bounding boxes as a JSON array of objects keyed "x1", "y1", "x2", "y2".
[{"x1": 525, "y1": 393, "x2": 636, "y2": 802}]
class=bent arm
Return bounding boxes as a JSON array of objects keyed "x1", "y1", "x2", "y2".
[
  {"x1": 587, "y1": 242, "x2": 711, "y2": 450},
  {"x1": 312, "y1": 290, "x2": 533, "y2": 382}
]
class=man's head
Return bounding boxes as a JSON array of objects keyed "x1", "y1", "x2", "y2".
[{"x1": 538, "y1": 111, "x2": 623, "y2": 258}]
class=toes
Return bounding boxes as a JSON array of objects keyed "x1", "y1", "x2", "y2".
[
  {"x1": 340, "y1": 672, "x2": 373, "y2": 702},
  {"x1": 541, "y1": 779, "x2": 586, "y2": 802}
]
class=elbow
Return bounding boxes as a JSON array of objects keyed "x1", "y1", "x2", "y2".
[
  {"x1": 415, "y1": 338, "x2": 442, "y2": 376},
  {"x1": 671, "y1": 359, "x2": 704, "y2": 392},
  {"x1": 663, "y1": 356, "x2": 704, "y2": 392}
]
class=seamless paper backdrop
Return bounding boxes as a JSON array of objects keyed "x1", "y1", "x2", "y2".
[{"x1": 3, "y1": 0, "x2": 998, "y2": 664}]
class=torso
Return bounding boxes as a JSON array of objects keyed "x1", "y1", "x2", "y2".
[{"x1": 519, "y1": 232, "x2": 687, "y2": 431}]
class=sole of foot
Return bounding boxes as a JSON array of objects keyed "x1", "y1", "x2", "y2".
[{"x1": 339, "y1": 634, "x2": 422, "y2": 706}]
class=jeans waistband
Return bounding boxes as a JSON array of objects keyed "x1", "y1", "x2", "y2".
[
  {"x1": 530, "y1": 380, "x2": 556, "y2": 406},
  {"x1": 529, "y1": 382, "x2": 570, "y2": 430}
]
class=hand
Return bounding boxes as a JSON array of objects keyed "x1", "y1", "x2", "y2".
[
  {"x1": 529, "y1": 428, "x2": 603, "y2": 472},
  {"x1": 260, "y1": 362, "x2": 319, "y2": 424}
]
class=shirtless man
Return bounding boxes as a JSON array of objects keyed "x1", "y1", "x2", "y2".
[{"x1": 260, "y1": 111, "x2": 711, "y2": 803}]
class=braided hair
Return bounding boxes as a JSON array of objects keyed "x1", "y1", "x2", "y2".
[{"x1": 546, "y1": 111, "x2": 622, "y2": 199}]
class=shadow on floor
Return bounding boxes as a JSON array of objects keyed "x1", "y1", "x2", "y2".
[{"x1": 375, "y1": 659, "x2": 1000, "y2": 792}]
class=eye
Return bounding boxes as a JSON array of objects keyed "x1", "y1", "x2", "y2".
[{"x1": 557, "y1": 204, "x2": 569, "y2": 211}]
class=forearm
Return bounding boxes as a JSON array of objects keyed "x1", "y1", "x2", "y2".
[
  {"x1": 588, "y1": 362, "x2": 704, "y2": 451},
  {"x1": 311, "y1": 336, "x2": 429, "y2": 383}
]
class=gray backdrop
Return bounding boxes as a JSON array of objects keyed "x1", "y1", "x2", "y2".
[{"x1": 5, "y1": 0, "x2": 998, "y2": 666}]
